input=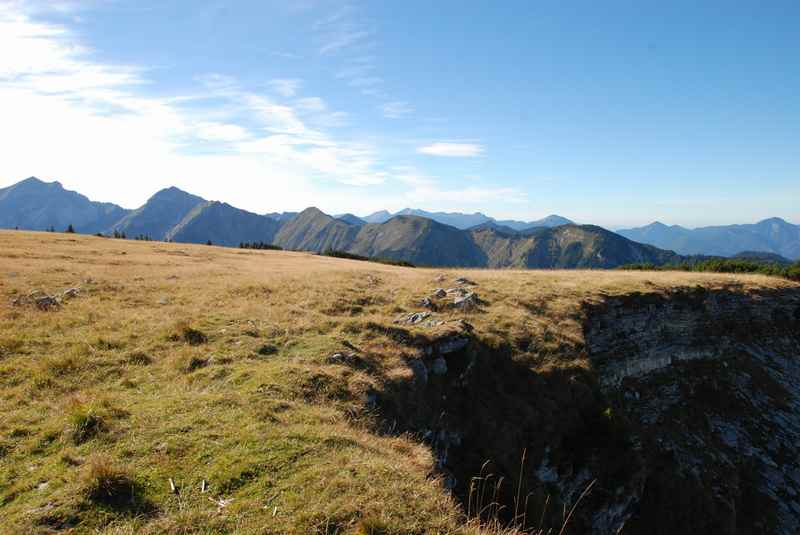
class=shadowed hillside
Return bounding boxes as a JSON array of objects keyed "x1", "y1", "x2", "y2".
[{"x1": 0, "y1": 178, "x2": 128, "y2": 234}]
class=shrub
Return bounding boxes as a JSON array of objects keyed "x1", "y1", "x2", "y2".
[
  {"x1": 321, "y1": 249, "x2": 415, "y2": 268},
  {"x1": 619, "y1": 258, "x2": 800, "y2": 282},
  {"x1": 240, "y1": 241, "x2": 283, "y2": 250}
]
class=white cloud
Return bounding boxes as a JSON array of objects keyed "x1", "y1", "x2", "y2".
[
  {"x1": 0, "y1": 5, "x2": 388, "y2": 212},
  {"x1": 381, "y1": 101, "x2": 413, "y2": 119},
  {"x1": 268, "y1": 78, "x2": 302, "y2": 98},
  {"x1": 195, "y1": 122, "x2": 250, "y2": 142},
  {"x1": 417, "y1": 142, "x2": 485, "y2": 158}
]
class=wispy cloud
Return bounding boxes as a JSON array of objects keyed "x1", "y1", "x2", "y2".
[
  {"x1": 381, "y1": 101, "x2": 414, "y2": 119},
  {"x1": 417, "y1": 142, "x2": 485, "y2": 157},
  {"x1": 391, "y1": 166, "x2": 525, "y2": 206},
  {"x1": 268, "y1": 78, "x2": 302, "y2": 98},
  {"x1": 314, "y1": 5, "x2": 372, "y2": 56},
  {"x1": 0, "y1": 4, "x2": 388, "y2": 211}
]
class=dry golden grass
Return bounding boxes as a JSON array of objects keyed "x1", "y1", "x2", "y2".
[{"x1": 0, "y1": 230, "x2": 796, "y2": 534}]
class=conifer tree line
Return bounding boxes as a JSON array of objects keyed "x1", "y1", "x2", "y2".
[{"x1": 239, "y1": 241, "x2": 283, "y2": 250}]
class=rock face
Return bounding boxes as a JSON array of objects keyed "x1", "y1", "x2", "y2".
[
  {"x1": 377, "y1": 286, "x2": 800, "y2": 534},
  {"x1": 581, "y1": 287, "x2": 800, "y2": 533}
]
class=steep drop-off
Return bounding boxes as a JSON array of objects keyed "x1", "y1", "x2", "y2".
[{"x1": 375, "y1": 285, "x2": 800, "y2": 534}]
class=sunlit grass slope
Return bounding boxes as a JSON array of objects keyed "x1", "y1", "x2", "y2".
[{"x1": 0, "y1": 231, "x2": 794, "y2": 534}]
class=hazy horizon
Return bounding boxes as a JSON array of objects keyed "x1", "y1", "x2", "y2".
[{"x1": 1, "y1": 1, "x2": 798, "y2": 227}]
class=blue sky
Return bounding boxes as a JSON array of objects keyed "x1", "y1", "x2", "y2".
[{"x1": 0, "y1": 0, "x2": 798, "y2": 227}]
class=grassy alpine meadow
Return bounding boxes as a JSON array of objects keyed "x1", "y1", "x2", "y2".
[{"x1": 0, "y1": 230, "x2": 796, "y2": 534}]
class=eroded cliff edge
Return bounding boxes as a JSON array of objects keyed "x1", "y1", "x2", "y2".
[{"x1": 381, "y1": 285, "x2": 800, "y2": 534}]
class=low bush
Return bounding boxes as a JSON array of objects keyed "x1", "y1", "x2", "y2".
[
  {"x1": 620, "y1": 259, "x2": 800, "y2": 281},
  {"x1": 321, "y1": 249, "x2": 415, "y2": 268}
]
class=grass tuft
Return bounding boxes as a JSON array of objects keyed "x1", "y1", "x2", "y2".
[
  {"x1": 78, "y1": 454, "x2": 137, "y2": 507},
  {"x1": 66, "y1": 399, "x2": 106, "y2": 444},
  {"x1": 170, "y1": 322, "x2": 208, "y2": 346},
  {"x1": 125, "y1": 351, "x2": 152, "y2": 365}
]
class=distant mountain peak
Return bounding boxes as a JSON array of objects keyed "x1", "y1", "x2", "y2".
[
  {"x1": 335, "y1": 213, "x2": 366, "y2": 226},
  {"x1": 758, "y1": 217, "x2": 790, "y2": 225},
  {"x1": 298, "y1": 206, "x2": 327, "y2": 217},
  {"x1": 149, "y1": 186, "x2": 201, "y2": 201},
  {"x1": 13, "y1": 176, "x2": 61, "y2": 190}
]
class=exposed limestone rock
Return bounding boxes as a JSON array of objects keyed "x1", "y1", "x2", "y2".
[
  {"x1": 34, "y1": 295, "x2": 60, "y2": 310},
  {"x1": 326, "y1": 351, "x2": 367, "y2": 369},
  {"x1": 437, "y1": 334, "x2": 469, "y2": 355},
  {"x1": 579, "y1": 287, "x2": 800, "y2": 534},
  {"x1": 445, "y1": 287, "x2": 470, "y2": 297},
  {"x1": 419, "y1": 297, "x2": 434, "y2": 309},
  {"x1": 394, "y1": 311, "x2": 431, "y2": 325},
  {"x1": 409, "y1": 359, "x2": 428, "y2": 387},
  {"x1": 452, "y1": 292, "x2": 479, "y2": 311},
  {"x1": 431, "y1": 357, "x2": 448, "y2": 375},
  {"x1": 62, "y1": 287, "x2": 80, "y2": 299}
]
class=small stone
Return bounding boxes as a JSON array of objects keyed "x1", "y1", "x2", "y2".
[
  {"x1": 395, "y1": 311, "x2": 431, "y2": 325},
  {"x1": 452, "y1": 292, "x2": 479, "y2": 311},
  {"x1": 62, "y1": 288, "x2": 80, "y2": 299},
  {"x1": 432, "y1": 288, "x2": 447, "y2": 299},
  {"x1": 431, "y1": 357, "x2": 448, "y2": 375},
  {"x1": 445, "y1": 287, "x2": 469, "y2": 297},
  {"x1": 454, "y1": 277, "x2": 477, "y2": 286},
  {"x1": 326, "y1": 352, "x2": 366, "y2": 369},
  {"x1": 35, "y1": 295, "x2": 60, "y2": 310}
]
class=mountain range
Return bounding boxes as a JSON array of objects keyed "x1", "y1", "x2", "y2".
[
  {"x1": 361, "y1": 208, "x2": 573, "y2": 230},
  {"x1": 618, "y1": 219, "x2": 800, "y2": 260},
  {"x1": 1, "y1": 177, "x2": 798, "y2": 267}
]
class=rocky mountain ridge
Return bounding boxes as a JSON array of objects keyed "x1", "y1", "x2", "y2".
[
  {"x1": 2, "y1": 177, "x2": 798, "y2": 268},
  {"x1": 364, "y1": 208, "x2": 573, "y2": 230},
  {"x1": 0, "y1": 178, "x2": 674, "y2": 268}
]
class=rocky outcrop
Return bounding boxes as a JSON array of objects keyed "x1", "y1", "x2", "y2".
[
  {"x1": 376, "y1": 285, "x2": 800, "y2": 534},
  {"x1": 584, "y1": 287, "x2": 800, "y2": 387},
  {"x1": 578, "y1": 287, "x2": 800, "y2": 534}
]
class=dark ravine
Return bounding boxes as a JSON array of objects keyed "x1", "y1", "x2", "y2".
[{"x1": 377, "y1": 287, "x2": 800, "y2": 533}]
